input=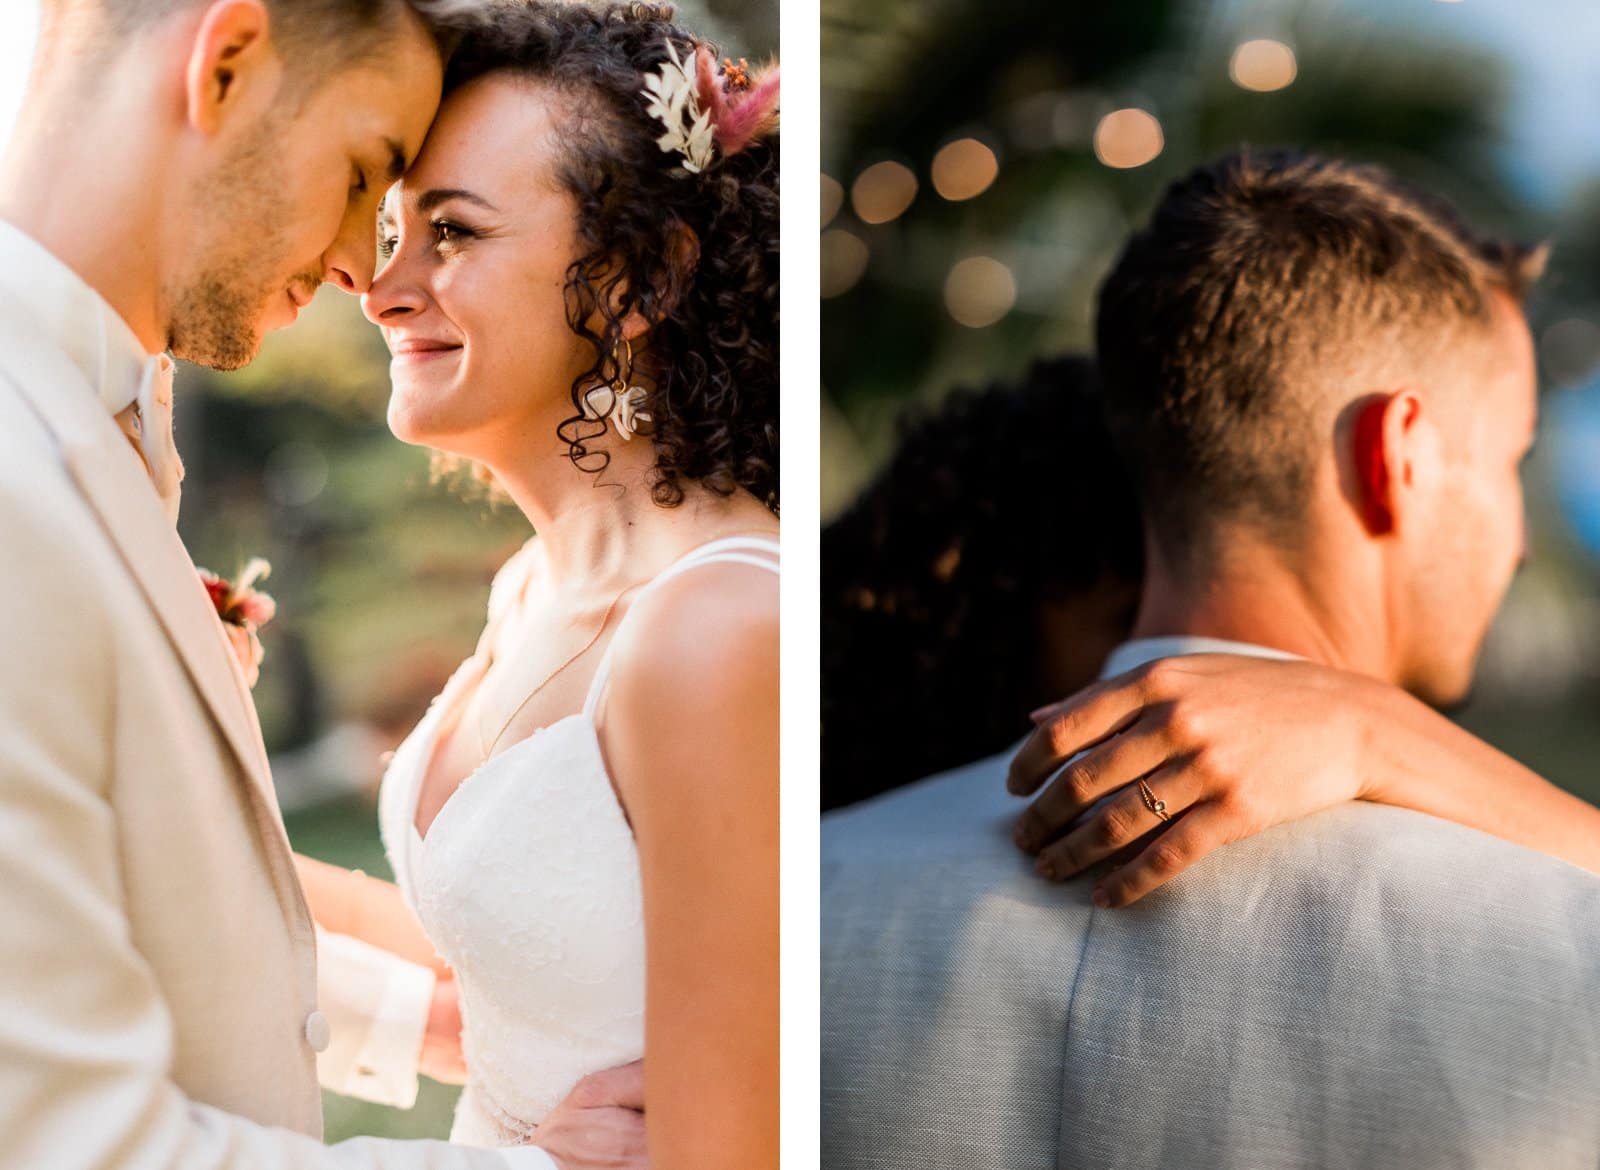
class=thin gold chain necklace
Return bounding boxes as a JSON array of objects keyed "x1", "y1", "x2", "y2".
[
  {"x1": 471, "y1": 527, "x2": 777, "y2": 759},
  {"x1": 473, "y1": 578, "x2": 648, "y2": 759}
]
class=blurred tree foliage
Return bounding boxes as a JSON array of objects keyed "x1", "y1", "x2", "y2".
[
  {"x1": 819, "y1": 0, "x2": 1583, "y2": 489},
  {"x1": 821, "y1": 0, "x2": 1600, "y2": 799}
]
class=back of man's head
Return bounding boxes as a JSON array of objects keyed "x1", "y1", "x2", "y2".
[
  {"x1": 1095, "y1": 149, "x2": 1543, "y2": 562},
  {"x1": 42, "y1": 0, "x2": 486, "y2": 86}
]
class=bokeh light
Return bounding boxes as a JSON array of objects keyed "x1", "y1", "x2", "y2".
[
  {"x1": 1542, "y1": 317, "x2": 1600, "y2": 386},
  {"x1": 821, "y1": 173, "x2": 844, "y2": 228},
  {"x1": 821, "y1": 229, "x2": 871, "y2": 299},
  {"x1": 851, "y1": 160, "x2": 919, "y2": 224},
  {"x1": 1093, "y1": 108, "x2": 1164, "y2": 169},
  {"x1": 931, "y1": 138, "x2": 1000, "y2": 201},
  {"x1": 944, "y1": 256, "x2": 1017, "y2": 327},
  {"x1": 1230, "y1": 39, "x2": 1298, "y2": 92}
]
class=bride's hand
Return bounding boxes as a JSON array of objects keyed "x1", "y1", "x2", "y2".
[{"x1": 1006, "y1": 654, "x2": 1395, "y2": 907}]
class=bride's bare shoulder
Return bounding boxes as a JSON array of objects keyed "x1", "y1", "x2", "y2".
[{"x1": 604, "y1": 549, "x2": 779, "y2": 723}]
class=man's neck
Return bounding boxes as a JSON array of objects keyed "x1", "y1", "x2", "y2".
[
  {"x1": 0, "y1": 59, "x2": 171, "y2": 354},
  {"x1": 1130, "y1": 526, "x2": 1394, "y2": 678}
]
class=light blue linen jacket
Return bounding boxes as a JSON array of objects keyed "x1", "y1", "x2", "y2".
[{"x1": 821, "y1": 639, "x2": 1600, "y2": 1169}]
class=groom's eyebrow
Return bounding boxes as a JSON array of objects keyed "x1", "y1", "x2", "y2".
[
  {"x1": 417, "y1": 189, "x2": 500, "y2": 214},
  {"x1": 384, "y1": 139, "x2": 408, "y2": 183}
]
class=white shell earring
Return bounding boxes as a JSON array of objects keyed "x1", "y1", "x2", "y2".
[{"x1": 584, "y1": 338, "x2": 653, "y2": 441}]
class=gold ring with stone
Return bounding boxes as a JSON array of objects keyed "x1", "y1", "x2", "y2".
[{"x1": 1139, "y1": 778, "x2": 1171, "y2": 823}]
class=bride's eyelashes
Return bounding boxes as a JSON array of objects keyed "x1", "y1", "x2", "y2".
[{"x1": 377, "y1": 220, "x2": 478, "y2": 259}]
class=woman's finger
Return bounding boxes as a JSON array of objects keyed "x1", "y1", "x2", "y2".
[
  {"x1": 1013, "y1": 716, "x2": 1177, "y2": 853},
  {"x1": 1032, "y1": 762, "x2": 1203, "y2": 882},
  {"x1": 1007, "y1": 672, "x2": 1153, "y2": 796},
  {"x1": 1091, "y1": 799, "x2": 1234, "y2": 908}
]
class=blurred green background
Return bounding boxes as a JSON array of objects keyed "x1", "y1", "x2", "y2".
[
  {"x1": 822, "y1": 0, "x2": 1600, "y2": 807},
  {"x1": 149, "y1": 0, "x2": 774, "y2": 1142}
]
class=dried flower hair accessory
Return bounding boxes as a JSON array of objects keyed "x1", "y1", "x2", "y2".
[
  {"x1": 641, "y1": 40, "x2": 779, "y2": 174},
  {"x1": 199, "y1": 558, "x2": 276, "y2": 689}
]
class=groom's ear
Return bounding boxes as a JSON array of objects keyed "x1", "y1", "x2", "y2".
[
  {"x1": 183, "y1": 1, "x2": 280, "y2": 137},
  {"x1": 1348, "y1": 388, "x2": 1435, "y2": 537}
]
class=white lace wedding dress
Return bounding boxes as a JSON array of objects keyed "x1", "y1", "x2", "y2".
[{"x1": 376, "y1": 535, "x2": 779, "y2": 1146}]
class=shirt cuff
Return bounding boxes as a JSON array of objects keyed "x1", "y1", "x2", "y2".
[
  {"x1": 496, "y1": 1149, "x2": 560, "y2": 1170},
  {"x1": 314, "y1": 928, "x2": 436, "y2": 1109}
]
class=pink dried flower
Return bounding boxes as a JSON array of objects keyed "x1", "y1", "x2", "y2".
[{"x1": 693, "y1": 45, "x2": 779, "y2": 160}]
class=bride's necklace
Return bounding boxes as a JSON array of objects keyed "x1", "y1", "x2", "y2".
[
  {"x1": 473, "y1": 577, "x2": 649, "y2": 759},
  {"x1": 469, "y1": 523, "x2": 776, "y2": 760}
]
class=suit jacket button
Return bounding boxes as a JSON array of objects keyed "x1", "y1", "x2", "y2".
[{"x1": 304, "y1": 1011, "x2": 331, "y2": 1054}]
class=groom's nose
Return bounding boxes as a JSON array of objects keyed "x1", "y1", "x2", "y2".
[
  {"x1": 322, "y1": 211, "x2": 381, "y2": 296},
  {"x1": 323, "y1": 242, "x2": 375, "y2": 296}
]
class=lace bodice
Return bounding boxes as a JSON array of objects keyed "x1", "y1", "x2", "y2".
[{"x1": 376, "y1": 535, "x2": 779, "y2": 1147}]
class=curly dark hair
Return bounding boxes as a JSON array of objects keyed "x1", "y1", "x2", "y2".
[
  {"x1": 443, "y1": 2, "x2": 778, "y2": 512},
  {"x1": 822, "y1": 356, "x2": 1144, "y2": 811}
]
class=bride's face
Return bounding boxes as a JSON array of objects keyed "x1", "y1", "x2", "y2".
[{"x1": 363, "y1": 74, "x2": 598, "y2": 464}]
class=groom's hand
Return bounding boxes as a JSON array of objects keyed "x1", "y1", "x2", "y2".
[{"x1": 536, "y1": 1060, "x2": 648, "y2": 1169}]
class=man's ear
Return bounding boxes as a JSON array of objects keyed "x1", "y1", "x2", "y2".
[
  {"x1": 1349, "y1": 388, "x2": 1433, "y2": 536},
  {"x1": 183, "y1": 0, "x2": 276, "y2": 137}
]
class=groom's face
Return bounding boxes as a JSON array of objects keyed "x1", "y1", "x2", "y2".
[
  {"x1": 1399, "y1": 289, "x2": 1537, "y2": 707},
  {"x1": 167, "y1": 21, "x2": 443, "y2": 369}
]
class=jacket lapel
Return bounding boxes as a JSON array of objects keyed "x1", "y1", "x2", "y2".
[{"x1": 0, "y1": 322, "x2": 280, "y2": 822}]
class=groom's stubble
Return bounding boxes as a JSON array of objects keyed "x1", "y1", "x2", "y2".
[{"x1": 165, "y1": 110, "x2": 315, "y2": 371}]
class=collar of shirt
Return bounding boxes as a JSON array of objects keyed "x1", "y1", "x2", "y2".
[
  {"x1": 0, "y1": 218, "x2": 157, "y2": 418},
  {"x1": 1100, "y1": 634, "x2": 1303, "y2": 679}
]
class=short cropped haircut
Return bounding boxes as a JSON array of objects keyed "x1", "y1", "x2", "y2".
[
  {"x1": 58, "y1": 0, "x2": 491, "y2": 78},
  {"x1": 1095, "y1": 148, "x2": 1545, "y2": 553}
]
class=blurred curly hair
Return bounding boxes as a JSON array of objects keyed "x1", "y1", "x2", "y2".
[
  {"x1": 822, "y1": 356, "x2": 1143, "y2": 810},
  {"x1": 444, "y1": 2, "x2": 778, "y2": 512}
]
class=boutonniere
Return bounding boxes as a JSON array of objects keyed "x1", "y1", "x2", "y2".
[{"x1": 198, "y1": 558, "x2": 276, "y2": 689}]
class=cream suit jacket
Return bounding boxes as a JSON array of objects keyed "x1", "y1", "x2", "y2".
[{"x1": 0, "y1": 300, "x2": 531, "y2": 1168}]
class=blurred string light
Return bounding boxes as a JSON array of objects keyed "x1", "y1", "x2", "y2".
[
  {"x1": 820, "y1": 229, "x2": 870, "y2": 299},
  {"x1": 264, "y1": 441, "x2": 330, "y2": 508},
  {"x1": 851, "y1": 160, "x2": 918, "y2": 224},
  {"x1": 1093, "y1": 108, "x2": 1164, "y2": 169},
  {"x1": 821, "y1": 173, "x2": 844, "y2": 228},
  {"x1": 1230, "y1": 39, "x2": 1297, "y2": 92},
  {"x1": 944, "y1": 256, "x2": 1016, "y2": 327},
  {"x1": 1541, "y1": 317, "x2": 1600, "y2": 387},
  {"x1": 931, "y1": 138, "x2": 999, "y2": 201},
  {"x1": 1006, "y1": 92, "x2": 1109, "y2": 153}
]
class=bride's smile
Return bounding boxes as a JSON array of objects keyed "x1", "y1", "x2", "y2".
[{"x1": 365, "y1": 76, "x2": 609, "y2": 474}]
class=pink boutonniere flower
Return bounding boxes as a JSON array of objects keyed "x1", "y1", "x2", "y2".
[{"x1": 198, "y1": 558, "x2": 276, "y2": 688}]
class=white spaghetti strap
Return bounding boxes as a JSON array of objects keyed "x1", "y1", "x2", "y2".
[{"x1": 582, "y1": 536, "x2": 779, "y2": 720}]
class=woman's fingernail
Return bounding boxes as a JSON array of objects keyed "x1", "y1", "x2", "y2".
[
  {"x1": 1029, "y1": 706, "x2": 1051, "y2": 723},
  {"x1": 1091, "y1": 886, "x2": 1110, "y2": 908},
  {"x1": 1035, "y1": 857, "x2": 1056, "y2": 881}
]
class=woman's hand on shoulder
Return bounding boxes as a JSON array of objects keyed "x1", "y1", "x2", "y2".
[{"x1": 1007, "y1": 654, "x2": 1397, "y2": 907}]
